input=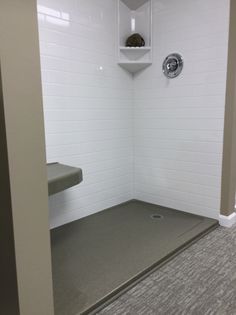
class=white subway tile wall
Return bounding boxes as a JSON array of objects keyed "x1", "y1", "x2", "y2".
[
  {"x1": 134, "y1": 0, "x2": 230, "y2": 219},
  {"x1": 38, "y1": 0, "x2": 230, "y2": 227},
  {"x1": 37, "y1": 0, "x2": 134, "y2": 228}
]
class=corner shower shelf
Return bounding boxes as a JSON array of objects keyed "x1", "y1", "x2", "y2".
[
  {"x1": 118, "y1": 61, "x2": 152, "y2": 73},
  {"x1": 118, "y1": 0, "x2": 152, "y2": 74},
  {"x1": 47, "y1": 162, "x2": 83, "y2": 196},
  {"x1": 120, "y1": 46, "x2": 151, "y2": 56}
]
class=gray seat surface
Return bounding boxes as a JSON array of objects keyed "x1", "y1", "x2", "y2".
[{"x1": 47, "y1": 162, "x2": 83, "y2": 195}]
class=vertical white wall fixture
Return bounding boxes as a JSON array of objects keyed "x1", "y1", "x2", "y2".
[{"x1": 118, "y1": 0, "x2": 152, "y2": 74}]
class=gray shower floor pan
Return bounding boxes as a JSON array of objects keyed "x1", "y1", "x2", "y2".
[{"x1": 51, "y1": 200, "x2": 218, "y2": 315}]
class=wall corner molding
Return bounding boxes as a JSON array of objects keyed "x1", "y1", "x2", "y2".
[{"x1": 219, "y1": 212, "x2": 236, "y2": 227}]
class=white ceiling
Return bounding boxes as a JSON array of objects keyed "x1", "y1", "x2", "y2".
[{"x1": 121, "y1": 0, "x2": 148, "y2": 10}]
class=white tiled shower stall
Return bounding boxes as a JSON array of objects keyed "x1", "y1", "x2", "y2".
[{"x1": 37, "y1": 0, "x2": 230, "y2": 228}]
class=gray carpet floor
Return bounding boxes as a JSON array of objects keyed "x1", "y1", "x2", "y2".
[{"x1": 97, "y1": 225, "x2": 236, "y2": 315}]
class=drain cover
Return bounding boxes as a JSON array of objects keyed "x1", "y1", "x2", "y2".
[{"x1": 150, "y1": 214, "x2": 163, "y2": 220}]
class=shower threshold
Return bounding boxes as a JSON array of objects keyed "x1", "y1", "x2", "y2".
[{"x1": 51, "y1": 200, "x2": 218, "y2": 315}]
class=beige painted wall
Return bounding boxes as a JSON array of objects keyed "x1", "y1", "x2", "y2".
[
  {"x1": 221, "y1": 0, "x2": 236, "y2": 216},
  {"x1": 0, "y1": 1, "x2": 54, "y2": 314},
  {"x1": 0, "y1": 65, "x2": 20, "y2": 315}
]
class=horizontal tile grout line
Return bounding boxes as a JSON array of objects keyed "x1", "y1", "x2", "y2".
[
  {"x1": 135, "y1": 115, "x2": 224, "y2": 121},
  {"x1": 39, "y1": 46, "x2": 226, "y2": 69},
  {"x1": 45, "y1": 116, "x2": 222, "y2": 121},
  {"x1": 50, "y1": 175, "x2": 132, "y2": 200},
  {"x1": 39, "y1": 51, "x2": 227, "y2": 75},
  {"x1": 133, "y1": 94, "x2": 225, "y2": 100},
  {"x1": 47, "y1": 147, "x2": 131, "y2": 155},
  {"x1": 49, "y1": 178, "x2": 132, "y2": 207},
  {"x1": 46, "y1": 132, "x2": 222, "y2": 143},
  {"x1": 134, "y1": 156, "x2": 221, "y2": 167},
  {"x1": 134, "y1": 68, "x2": 227, "y2": 79},
  {"x1": 45, "y1": 109, "x2": 132, "y2": 112},
  {"x1": 47, "y1": 146, "x2": 221, "y2": 167},
  {"x1": 40, "y1": 68, "x2": 130, "y2": 81},
  {"x1": 39, "y1": 39, "x2": 114, "y2": 55},
  {"x1": 47, "y1": 152, "x2": 132, "y2": 159},
  {"x1": 46, "y1": 128, "x2": 131, "y2": 134},
  {"x1": 40, "y1": 67, "x2": 128, "y2": 81},
  {"x1": 43, "y1": 95, "x2": 133, "y2": 100},
  {"x1": 43, "y1": 81, "x2": 223, "y2": 91},
  {"x1": 45, "y1": 126, "x2": 222, "y2": 133},
  {"x1": 49, "y1": 167, "x2": 132, "y2": 183},
  {"x1": 44, "y1": 109, "x2": 132, "y2": 112},
  {"x1": 43, "y1": 102, "x2": 223, "y2": 106},
  {"x1": 133, "y1": 127, "x2": 223, "y2": 131},
  {"x1": 134, "y1": 147, "x2": 221, "y2": 155},
  {"x1": 135, "y1": 190, "x2": 218, "y2": 213},
  {"x1": 135, "y1": 182, "x2": 219, "y2": 200},
  {"x1": 135, "y1": 105, "x2": 224, "y2": 109},
  {"x1": 45, "y1": 114, "x2": 222, "y2": 119},
  {"x1": 135, "y1": 69, "x2": 227, "y2": 79},
  {"x1": 44, "y1": 105, "x2": 132, "y2": 108},
  {"x1": 38, "y1": 20, "x2": 115, "y2": 42},
  {"x1": 46, "y1": 154, "x2": 218, "y2": 169},
  {"x1": 134, "y1": 94, "x2": 225, "y2": 100},
  {"x1": 152, "y1": 35, "x2": 228, "y2": 48},
  {"x1": 50, "y1": 193, "x2": 133, "y2": 225},
  {"x1": 42, "y1": 82, "x2": 133, "y2": 91},
  {"x1": 52, "y1": 183, "x2": 218, "y2": 213},
  {"x1": 134, "y1": 78, "x2": 227, "y2": 85},
  {"x1": 39, "y1": 55, "x2": 118, "y2": 71},
  {"x1": 39, "y1": 51, "x2": 116, "y2": 66},
  {"x1": 135, "y1": 178, "x2": 220, "y2": 193},
  {"x1": 46, "y1": 144, "x2": 220, "y2": 156},
  {"x1": 134, "y1": 163, "x2": 219, "y2": 178},
  {"x1": 134, "y1": 155, "x2": 219, "y2": 166},
  {"x1": 134, "y1": 82, "x2": 227, "y2": 90},
  {"x1": 135, "y1": 117, "x2": 223, "y2": 120},
  {"x1": 49, "y1": 184, "x2": 133, "y2": 212},
  {"x1": 42, "y1": 94, "x2": 132, "y2": 98},
  {"x1": 39, "y1": 27, "x2": 115, "y2": 49},
  {"x1": 47, "y1": 143, "x2": 221, "y2": 154},
  {"x1": 43, "y1": 106, "x2": 223, "y2": 110},
  {"x1": 47, "y1": 141, "x2": 130, "y2": 157},
  {"x1": 55, "y1": 171, "x2": 218, "y2": 199},
  {"x1": 50, "y1": 156, "x2": 132, "y2": 167},
  {"x1": 135, "y1": 178, "x2": 219, "y2": 190},
  {"x1": 151, "y1": 25, "x2": 228, "y2": 39},
  {"x1": 48, "y1": 154, "x2": 219, "y2": 177},
  {"x1": 154, "y1": 5, "x2": 228, "y2": 16},
  {"x1": 74, "y1": 171, "x2": 132, "y2": 187},
  {"x1": 38, "y1": 22, "x2": 115, "y2": 40},
  {"x1": 134, "y1": 137, "x2": 222, "y2": 144},
  {"x1": 46, "y1": 137, "x2": 132, "y2": 146},
  {"x1": 44, "y1": 119, "x2": 133, "y2": 123}
]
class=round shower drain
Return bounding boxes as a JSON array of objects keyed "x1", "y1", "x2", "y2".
[{"x1": 150, "y1": 214, "x2": 163, "y2": 220}]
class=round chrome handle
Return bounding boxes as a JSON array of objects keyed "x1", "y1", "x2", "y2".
[{"x1": 162, "y1": 53, "x2": 183, "y2": 79}]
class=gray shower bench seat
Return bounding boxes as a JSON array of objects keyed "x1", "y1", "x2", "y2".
[{"x1": 47, "y1": 162, "x2": 83, "y2": 196}]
